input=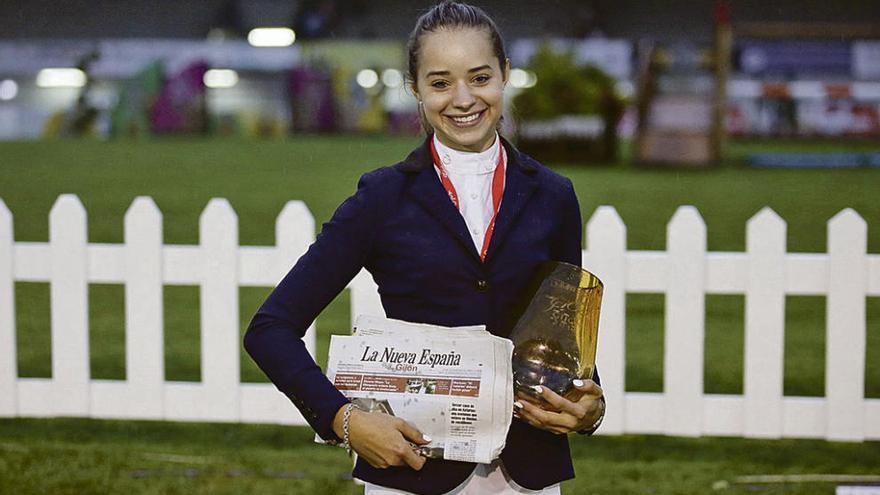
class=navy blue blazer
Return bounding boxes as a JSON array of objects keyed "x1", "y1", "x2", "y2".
[{"x1": 245, "y1": 136, "x2": 593, "y2": 494}]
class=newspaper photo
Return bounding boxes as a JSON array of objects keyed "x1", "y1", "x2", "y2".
[{"x1": 319, "y1": 315, "x2": 514, "y2": 464}]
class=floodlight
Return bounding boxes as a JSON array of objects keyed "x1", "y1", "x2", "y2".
[
  {"x1": 382, "y1": 69, "x2": 404, "y2": 88},
  {"x1": 0, "y1": 79, "x2": 18, "y2": 100},
  {"x1": 36, "y1": 68, "x2": 86, "y2": 88},
  {"x1": 356, "y1": 69, "x2": 379, "y2": 89},
  {"x1": 204, "y1": 69, "x2": 239, "y2": 89},
  {"x1": 523, "y1": 70, "x2": 538, "y2": 88},
  {"x1": 509, "y1": 68, "x2": 528, "y2": 88},
  {"x1": 509, "y1": 68, "x2": 537, "y2": 89},
  {"x1": 248, "y1": 28, "x2": 296, "y2": 47}
]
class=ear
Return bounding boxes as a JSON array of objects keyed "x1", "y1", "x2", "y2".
[{"x1": 410, "y1": 81, "x2": 420, "y2": 102}]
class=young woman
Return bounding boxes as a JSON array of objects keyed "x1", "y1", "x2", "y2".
[{"x1": 245, "y1": 2, "x2": 605, "y2": 494}]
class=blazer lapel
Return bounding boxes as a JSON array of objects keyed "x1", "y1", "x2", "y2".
[
  {"x1": 398, "y1": 136, "x2": 539, "y2": 265},
  {"x1": 401, "y1": 140, "x2": 482, "y2": 262},
  {"x1": 483, "y1": 139, "x2": 538, "y2": 264}
]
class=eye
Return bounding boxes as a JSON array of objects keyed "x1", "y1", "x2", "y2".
[
  {"x1": 430, "y1": 79, "x2": 449, "y2": 89},
  {"x1": 473, "y1": 74, "x2": 491, "y2": 84}
]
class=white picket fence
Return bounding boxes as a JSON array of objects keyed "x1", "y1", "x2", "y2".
[{"x1": 0, "y1": 194, "x2": 877, "y2": 442}]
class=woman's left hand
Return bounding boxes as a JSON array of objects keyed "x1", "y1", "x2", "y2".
[{"x1": 513, "y1": 379, "x2": 604, "y2": 434}]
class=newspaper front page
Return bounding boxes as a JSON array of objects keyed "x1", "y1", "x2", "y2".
[{"x1": 320, "y1": 316, "x2": 514, "y2": 464}]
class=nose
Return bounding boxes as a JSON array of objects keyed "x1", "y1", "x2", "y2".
[{"x1": 452, "y1": 83, "x2": 476, "y2": 110}]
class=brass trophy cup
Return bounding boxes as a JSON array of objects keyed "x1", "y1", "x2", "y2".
[{"x1": 509, "y1": 262, "x2": 603, "y2": 406}]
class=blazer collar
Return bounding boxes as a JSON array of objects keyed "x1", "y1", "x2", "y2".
[
  {"x1": 400, "y1": 134, "x2": 539, "y2": 264},
  {"x1": 397, "y1": 134, "x2": 538, "y2": 175}
]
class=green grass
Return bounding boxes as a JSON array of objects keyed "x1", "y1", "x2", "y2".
[
  {"x1": 3, "y1": 137, "x2": 880, "y2": 252},
  {"x1": 0, "y1": 418, "x2": 877, "y2": 495},
  {"x1": 0, "y1": 418, "x2": 359, "y2": 495},
  {"x1": 2, "y1": 136, "x2": 880, "y2": 493}
]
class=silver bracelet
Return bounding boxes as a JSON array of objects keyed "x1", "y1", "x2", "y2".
[
  {"x1": 340, "y1": 402, "x2": 355, "y2": 455},
  {"x1": 588, "y1": 398, "x2": 606, "y2": 431}
]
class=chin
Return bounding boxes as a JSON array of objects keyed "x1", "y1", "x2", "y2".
[{"x1": 439, "y1": 126, "x2": 497, "y2": 152}]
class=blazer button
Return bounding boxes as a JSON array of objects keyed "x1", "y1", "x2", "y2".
[{"x1": 476, "y1": 279, "x2": 490, "y2": 292}]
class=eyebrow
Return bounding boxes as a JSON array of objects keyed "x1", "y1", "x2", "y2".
[{"x1": 425, "y1": 65, "x2": 493, "y2": 78}]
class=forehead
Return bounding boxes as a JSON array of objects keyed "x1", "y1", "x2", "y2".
[{"x1": 417, "y1": 27, "x2": 497, "y2": 75}]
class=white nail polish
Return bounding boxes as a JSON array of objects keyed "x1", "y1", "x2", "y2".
[
  {"x1": 423, "y1": 435, "x2": 432, "y2": 443},
  {"x1": 573, "y1": 379, "x2": 584, "y2": 387},
  {"x1": 513, "y1": 401, "x2": 524, "y2": 409},
  {"x1": 531, "y1": 385, "x2": 543, "y2": 394}
]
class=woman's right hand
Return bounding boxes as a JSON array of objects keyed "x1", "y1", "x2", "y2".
[{"x1": 332, "y1": 405, "x2": 430, "y2": 470}]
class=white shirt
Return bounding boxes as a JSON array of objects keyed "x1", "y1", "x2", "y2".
[{"x1": 432, "y1": 133, "x2": 505, "y2": 254}]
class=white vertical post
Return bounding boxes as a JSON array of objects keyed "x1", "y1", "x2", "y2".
[
  {"x1": 50, "y1": 194, "x2": 90, "y2": 415},
  {"x1": 826, "y1": 209, "x2": 867, "y2": 441},
  {"x1": 0, "y1": 199, "x2": 16, "y2": 416},
  {"x1": 350, "y1": 270, "x2": 383, "y2": 329},
  {"x1": 664, "y1": 206, "x2": 706, "y2": 436},
  {"x1": 276, "y1": 201, "x2": 317, "y2": 357},
  {"x1": 124, "y1": 197, "x2": 164, "y2": 419},
  {"x1": 586, "y1": 206, "x2": 627, "y2": 434},
  {"x1": 200, "y1": 199, "x2": 240, "y2": 421},
  {"x1": 744, "y1": 208, "x2": 786, "y2": 438}
]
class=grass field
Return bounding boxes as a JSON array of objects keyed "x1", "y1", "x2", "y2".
[
  {"x1": 1, "y1": 417, "x2": 879, "y2": 495},
  {"x1": 1, "y1": 136, "x2": 879, "y2": 494}
]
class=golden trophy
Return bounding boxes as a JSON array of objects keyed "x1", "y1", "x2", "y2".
[{"x1": 509, "y1": 262, "x2": 603, "y2": 405}]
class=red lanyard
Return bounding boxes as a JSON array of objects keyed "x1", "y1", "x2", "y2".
[{"x1": 429, "y1": 138, "x2": 506, "y2": 262}]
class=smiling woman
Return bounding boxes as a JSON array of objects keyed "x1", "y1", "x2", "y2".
[
  {"x1": 408, "y1": 20, "x2": 509, "y2": 153},
  {"x1": 243, "y1": 2, "x2": 601, "y2": 495}
]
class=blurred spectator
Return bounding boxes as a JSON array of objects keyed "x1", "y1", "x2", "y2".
[
  {"x1": 65, "y1": 50, "x2": 100, "y2": 137},
  {"x1": 151, "y1": 62, "x2": 209, "y2": 134}
]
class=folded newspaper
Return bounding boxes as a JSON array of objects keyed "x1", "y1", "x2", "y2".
[{"x1": 317, "y1": 315, "x2": 514, "y2": 464}]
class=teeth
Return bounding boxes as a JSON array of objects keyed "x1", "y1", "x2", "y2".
[{"x1": 452, "y1": 112, "x2": 481, "y2": 124}]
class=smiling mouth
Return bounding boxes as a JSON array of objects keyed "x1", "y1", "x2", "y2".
[{"x1": 447, "y1": 110, "x2": 485, "y2": 127}]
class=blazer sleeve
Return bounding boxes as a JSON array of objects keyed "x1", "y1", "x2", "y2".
[
  {"x1": 244, "y1": 170, "x2": 384, "y2": 440},
  {"x1": 556, "y1": 178, "x2": 583, "y2": 270}
]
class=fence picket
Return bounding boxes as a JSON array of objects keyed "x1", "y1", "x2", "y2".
[
  {"x1": 0, "y1": 199, "x2": 15, "y2": 416},
  {"x1": 664, "y1": 206, "x2": 706, "y2": 436},
  {"x1": 744, "y1": 208, "x2": 786, "y2": 438},
  {"x1": 585, "y1": 206, "x2": 627, "y2": 434},
  {"x1": 197, "y1": 199, "x2": 240, "y2": 421},
  {"x1": 49, "y1": 194, "x2": 90, "y2": 415},
  {"x1": 276, "y1": 201, "x2": 317, "y2": 357},
  {"x1": 124, "y1": 197, "x2": 164, "y2": 418},
  {"x1": 350, "y1": 269, "x2": 384, "y2": 327},
  {"x1": 826, "y1": 209, "x2": 867, "y2": 441}
]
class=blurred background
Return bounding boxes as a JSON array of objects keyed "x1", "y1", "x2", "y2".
[
  {"x1": 1, "y1": 1, "x2": 879, "y2": 494},
  {"x1": 1, "y1": 0, "x2": 879, "y2": 157}
]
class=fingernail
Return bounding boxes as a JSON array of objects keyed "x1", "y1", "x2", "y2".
[
  {"x1": 573, "y1": 379, "x2": 584, "y2": 387},
  {"x1": 531, "y1": 385, "x2": 543, "y2": 394},
  {"x1": 513, "y1": 401, "x2": 524, "y2": 410},
  {"x1": 422, "y1": 435, "x2": 432, "y2": 443}
]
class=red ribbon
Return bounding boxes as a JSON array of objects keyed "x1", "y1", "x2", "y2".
[{"x1": 430, "y1": 138, "x2": 506, "y2": 262}]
